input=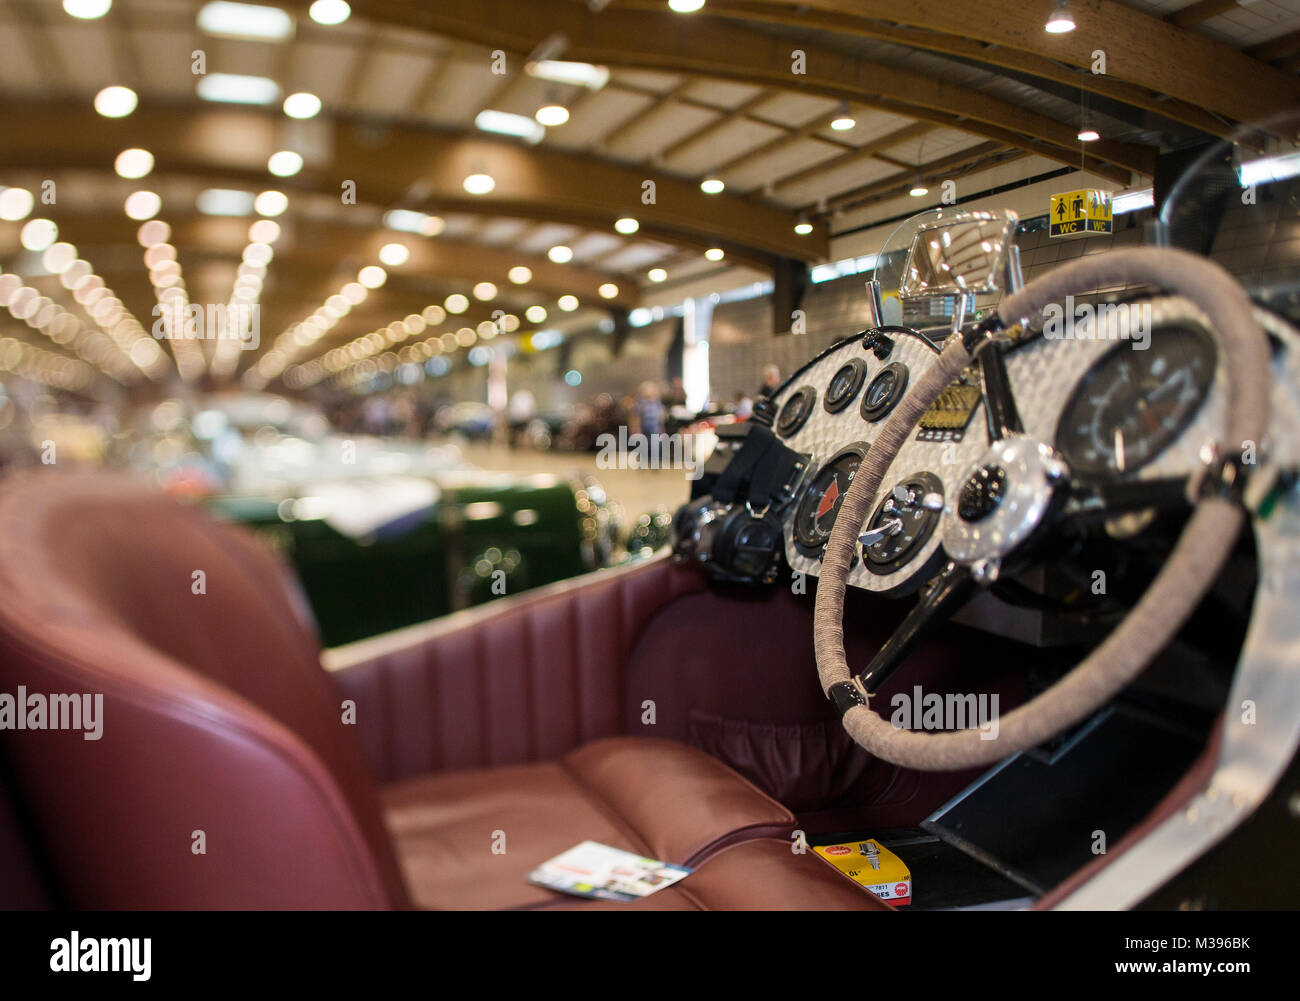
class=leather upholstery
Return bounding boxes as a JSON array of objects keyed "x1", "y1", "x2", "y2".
[
  {"x1": 383, "y1": 738, "x2": 795, "y2": 910},
  {"x1": 0, "y1": 473, "x2": 879, "y2": 910},
  {"x1": 0, "y1": 473, "x2": 407, "y2": 909},
  {"x1": 325, "y1": 555, "x2": 706, "y2": 782}
]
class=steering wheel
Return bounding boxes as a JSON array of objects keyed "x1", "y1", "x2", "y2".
[{"x1": 813, "y1": 247, "x2": 1272, "y2": 770}]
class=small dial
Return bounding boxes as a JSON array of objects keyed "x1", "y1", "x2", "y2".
[
  {"x1": 861, "y1": 363, "x2": 910, "y2": 422},
  {"x1": 777, "y1": 386, "x2": 817, "y2": 438},
  {"x1": 1055, "y1": 326, "x2": 1216, "y2": 478},
  {"x1": 793, "y1": 444, "x2": 868, "y2": 558},
  {"x1": 824, "y1": 358, "x2": 868, "y2": 413},
  {"x1": 862, "y1": 472, "x2": 945, "y2": 576}
]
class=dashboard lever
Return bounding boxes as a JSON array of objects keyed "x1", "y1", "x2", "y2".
[{"x1": 859, "y1": 519, "x2": 904, "y2": 548}]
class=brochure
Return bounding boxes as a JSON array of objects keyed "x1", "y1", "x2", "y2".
[{"x1": 528, "y1": 840, "x2": 693, "y2": 902}]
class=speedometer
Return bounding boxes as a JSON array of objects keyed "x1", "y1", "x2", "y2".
[
  {"x1": 1055, "y1": 325, "x2": 1216, "y2": 478},
  {"x1": 793, "y1": 444, "x2": 868, "y2": 558}
]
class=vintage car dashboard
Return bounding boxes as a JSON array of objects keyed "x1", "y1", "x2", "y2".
[{"x1": 755, "y1": 296, "x2": 1300, "y2": 600}]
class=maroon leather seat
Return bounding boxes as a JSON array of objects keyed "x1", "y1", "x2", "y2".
[{"x1": 0, "y1": 473, "x2": 882, "y2": 910}]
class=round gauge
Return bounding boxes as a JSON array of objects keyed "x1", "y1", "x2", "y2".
[
  {"x1": 793, "y1": 444, "x2": 868, "y2": 558},
  {"x1": 1055, "y1": 325, "x2": 1216, "y2": 478},
  {"x1": 824, "y1": 358, "x2": 868, "y2": 413},
  {"x1": 861, "y1": 362, "x2": 910, "y2": 422},
  {"x1": 862, "y1": 472, "x2": 945, "y2": 577},
  {"x1": 777, "y1": 386, "x2": 817, "y2": 438}
]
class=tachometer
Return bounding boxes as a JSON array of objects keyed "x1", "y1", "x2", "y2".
[
  {"x1": 1055, "y1": 325, "x2": 1216, "y2": 477},
  {"x1": 794, "y1": 444, "x2": 868, "y2": 558}
]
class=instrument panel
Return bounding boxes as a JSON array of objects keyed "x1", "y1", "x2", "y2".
[{"x1": 772, "y1": 296, "x2": 1300, "y2": 597}]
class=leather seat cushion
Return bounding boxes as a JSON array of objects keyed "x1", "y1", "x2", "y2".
[
  {"x1": 382, "y1": 737, "x2": 796, "y2": 910},
  {"x1": 538, "y1": 838, "x2": 892, "y2": 910}
]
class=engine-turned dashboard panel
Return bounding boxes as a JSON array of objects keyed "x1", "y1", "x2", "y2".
[{"x1": 771, "y1": 297, "x2": 1300, "y2": 598}]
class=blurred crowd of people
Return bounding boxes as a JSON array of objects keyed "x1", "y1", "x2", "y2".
[{"x1": 302, "y1": 365, "x2": 784, "y2": 454}]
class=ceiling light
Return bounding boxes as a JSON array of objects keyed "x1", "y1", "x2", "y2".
[
  {"x1": 1045, "y1": 0, "x2": 1076, "y2": 33},
  {"x1": 197, "y1": 188, "x2": 256, "y2": 215},
  {"x1": 794, "y1": 220, "x2": 813, "y2": 235},
  {"x1": 249, "y1": 219, "x2": 280, "y2": 243},
  {"x1": 94, "y1": 86, "x2": 137, "y2": 118},
  {"x1": 525, "y1": 305, "x2": 547, "y2": 323},
  {"x1": 647, "y1": 267, "x2": 667, "y2": 283},
  {"x1": 700, "y1": 177, "x2": 725, "y2": 194},
  {"x1": 557, "y1": 294, "x2": 579, "y2": 312},
  {"x1": 267, "y1": 150, "x2": 303, "y2": 177},
  {"x1": 283, "y1": 92, "x2": 322, "y2": 119},
  {"x1": 473, "y1": 281, "x2": 497, "y2": 301},
  {"x1": 548, "y1": 245, "x2": 573, "y2": 264},
  {"x1": 254, "y1": 190, "x2": 289, "y2": 216},
  {"x1": 113, "y1": 148, "x2": 154, "y2": 180},
  {"x1": 137, "y1": 220, "x2": 170, "y2": 247},
  {"x1": 198, "y1": 73, "x2": 280, "y2": 105},
  {"x1": 42, "y1": 243, "x2": 78, "y2": 275},
  {"x1": 614, "y1": 217, "x2": 639, "y2": 235},
  {"x1": 309, "y1": 0, "x2": 350, "y2": 25},
  {"x1": 463, "y1": 172, "x2": 496, "y2": 195},
  {"x1": 1112, "y1": 188, "x2": 1155, "y2": 215},
  {"x1": 63, "y1": 0, "x2": 111, "y2": 19},
  {"x1": 704, "y1": 248, "x2": 724, "y2": 262},
  {"x1": 830, "y1": 106, "x2": 856, "y2": 131},
  {"x1": 475, "y1": 109, "x2": 545, "y2": 144},
  {"x1": 445, "y1": 293, "x2": 469, "y2": 314},
  {"x1": 909, "y1": 182, "x2": 929, "y2": 197},
  {"x1": 0, "y1": 187, "x2": 35, "y2": 221},
  {"x1": 1077, "y1": 128, "x2": 1100, "y2": 143},
  {"x1": 525, "y1": 60, "x2": 609, "y2": 90},
  {"x1": 598, "y1": 283, "x2": 618, "y2": 299},
  {"x1": 358, "y1": 265, "x2": 387, "y2": 289},
  {"x1": 20, "y1": 219, "x2": 58, "y2": 253},
  {"x1": 668, "y1": 0, "x2": 706, "y2": 11},
  {"x1": 1239, "y1": 150, "x2": 1300, "y2": 187},
  {"x1": 383, "y1": 209, "x2": 444, "y2": 235},
  {"x1": 422, "y1": 304, "x2": 446, "y2": 325},
  {"x1": 197, "y1": 2, "x2": 293, "y2": 42},
  {"x1": 508, "y1": 266, "x2": 532, "y2": 284},
  {"x1": 379, "y1": 242, "x2": 410, "y2": 266},
  {"x1": 124, "y1": 191, "x2": 161, "y2": 221},
  {"x1": 535, "y1": 104, "x2": 569, "y2": 127}
]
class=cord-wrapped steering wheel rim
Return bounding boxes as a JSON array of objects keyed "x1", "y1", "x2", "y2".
[{"x1": 813, "y1": 247, "x2": 1271, "y2": 771}]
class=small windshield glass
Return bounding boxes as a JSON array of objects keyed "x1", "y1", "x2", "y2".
[
  {"x1": 1159, "y1": 109, "x2": 1299, "y2": 321},
  {"x1": 871, "y1": 207, "x2": 1019, "y2": 335}
]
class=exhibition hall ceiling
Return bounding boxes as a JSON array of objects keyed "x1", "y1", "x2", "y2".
[{"x1": 0, "y1": 0, "x2": 1296, "y2": 389}]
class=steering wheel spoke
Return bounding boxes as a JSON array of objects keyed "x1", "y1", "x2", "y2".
[
  {"x1": 858, "y1": 560, "x2": 975, "y2": 694},
  {"x1": 1056, "y1": 475, "x2": 1191, "y2": 528},
  {"x1": 978, "y1": 340, "x2": 1024, "y2": 443}
]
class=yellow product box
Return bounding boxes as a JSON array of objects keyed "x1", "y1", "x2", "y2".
[{"x1": 813, "y1": 839, "x2": 911, "y2": 906}]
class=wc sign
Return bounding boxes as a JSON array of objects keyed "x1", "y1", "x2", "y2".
[{"x1": 1050, "y1": 188, "x2": 1113, "y2": 237}]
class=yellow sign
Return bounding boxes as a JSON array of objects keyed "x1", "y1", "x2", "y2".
[
  {"x1": 813, "y1": 839, "x2": 912, "y2": 905},
  {"x1": 1050, "y1": 188, "x2": 1113, "y2": 237}
]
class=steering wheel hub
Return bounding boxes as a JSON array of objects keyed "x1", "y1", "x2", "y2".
[
  {"x1": 957, "y1": 464, "x2": 1009, "y2": 522},
  {"x1": 942, "y1": 435, "x2": 1066, "y2": 566}
]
